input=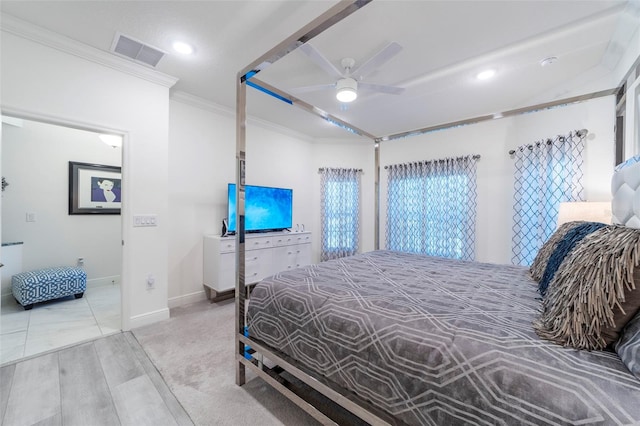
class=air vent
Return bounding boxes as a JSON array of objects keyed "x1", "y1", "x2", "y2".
[{"x1": 111, "y1": 33, "x2": 165, "y2": 67}]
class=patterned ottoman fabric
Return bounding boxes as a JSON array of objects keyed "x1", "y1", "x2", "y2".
[{"x1": 12, "y1": 266, "x2": 87, "y2": 309}]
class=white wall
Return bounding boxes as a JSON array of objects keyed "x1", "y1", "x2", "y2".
[
  {"x1": 1, "y1": 119, "x2": 122, "y2": 297},
  {"x1": 167, "y1": 96, "x2": 314, "y2": 305},
  {"x1": 379, "y1": 95, "x2": 616, "y2": 265},
  {"x1": 1, "y1": 30, "x2": 172, "y2": 329}
]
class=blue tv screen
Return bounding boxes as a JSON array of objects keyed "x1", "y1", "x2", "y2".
[{"x1": 227, "y1": 183, "x2": 293, "y2": 233}]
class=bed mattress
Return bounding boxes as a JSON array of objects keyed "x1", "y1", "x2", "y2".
[{"x1": 247, "y1": 250, "x2": 640, "y2": 425}]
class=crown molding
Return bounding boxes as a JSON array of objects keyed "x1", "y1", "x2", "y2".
[
  {"x1": 170, "y1": 90, "x2": 235, "y2": 119},
  {"x1": 170, "y1": 90, "x2": 316, "y2": 143},
  {"x1": 0, "y1": 13, "x2": 179, "y2": 89}
]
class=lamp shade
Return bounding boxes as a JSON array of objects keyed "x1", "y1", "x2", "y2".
[{"x1": 557, "y1": 201, "x2": 611, "y2": 228}]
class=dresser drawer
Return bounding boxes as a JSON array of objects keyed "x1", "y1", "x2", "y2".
[
  {"x1": 219, "y1": 239, "x2": 236, "y2": 254},
  {"x1": 293, "y1": 234, "x2": 311, "y2": 244},
  {"x1": 273, "y1": 235, "x2": 295, "y2": 247},
  {"x1": 246, "y1": 235, "x2": 274, "y2": 250}
]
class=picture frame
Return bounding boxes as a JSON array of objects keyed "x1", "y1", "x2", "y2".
[{"x1": 69, "y1": 161, "x2": 122, "y2": 215}]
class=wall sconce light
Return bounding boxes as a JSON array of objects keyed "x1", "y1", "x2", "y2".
[{"x1": 99, "y1": 134, "x2": 123, "y2": 148}]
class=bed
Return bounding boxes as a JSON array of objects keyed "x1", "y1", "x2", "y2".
[
  {"x1": 234, "y1": 2, "x2": 640, "y2": 424},
  {"x1": 247, "y1": 249, "x2": 640, "y2": 425}
]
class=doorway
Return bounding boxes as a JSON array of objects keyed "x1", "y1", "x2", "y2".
[{"x1": 0, "y1": 116, "x2": 123, "y2": 364}]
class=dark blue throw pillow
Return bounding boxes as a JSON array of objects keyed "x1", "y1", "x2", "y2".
[{"x1": 538, "y1": 222, "x2": 607, "y2": 296}]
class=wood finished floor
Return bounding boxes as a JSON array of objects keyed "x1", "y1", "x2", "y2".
[{"x1": 0, "y1": 332, "x2": 193, "y2": 426}]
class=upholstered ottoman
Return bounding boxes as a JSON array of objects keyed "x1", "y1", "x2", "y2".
[{"x1": 12, "y1": 266, "x2": 87, "y2": 310}]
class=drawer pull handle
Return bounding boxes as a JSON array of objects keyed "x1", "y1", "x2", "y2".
[
  {"x1": 287, "y1": 251, "x2": 292, "y2": 255},
  {"x1": 253, "y1": 257, "x2": 258, "y2": 260},
  {"x1": 297, "y1": 250, "x2": 300, "y2": 253}
]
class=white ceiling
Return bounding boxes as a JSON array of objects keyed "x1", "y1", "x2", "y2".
[{"x1": 2, "y1": 0, "x2": 639, "y2": 141}]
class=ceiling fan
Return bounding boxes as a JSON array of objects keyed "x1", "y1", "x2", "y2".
[{"x1": 292, "y1": 41, "x2": 405, "y2": 103}]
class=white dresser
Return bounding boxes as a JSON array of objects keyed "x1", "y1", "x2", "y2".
[{"x1": 203, "y1": 231, "x2": 312, "y2": 295}]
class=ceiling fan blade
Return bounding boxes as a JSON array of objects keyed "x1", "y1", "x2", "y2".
[
  {"x1": 290, "y1": 83, "x2": 335, "y2": 94},
  {"x1": 351, "y1": 42, "x2": 402, "y2": 79},
  {"x1": 359, "y1": 82, "x2": 405, "y2": 95},
  {"x1": 299, "y1": 43, "x2": 343, "y2": 79}
]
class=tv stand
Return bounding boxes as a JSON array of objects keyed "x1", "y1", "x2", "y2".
[{"x1": 203, "y1": 231, "x2": 311, "y2": 298}]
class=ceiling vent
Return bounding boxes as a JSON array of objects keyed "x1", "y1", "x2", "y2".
[{"x1": 111, "y1": 33, "x2": 166, "y2": 67}]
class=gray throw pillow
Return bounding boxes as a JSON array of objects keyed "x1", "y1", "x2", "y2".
[{"x1": 616, "y1": 312, "x2": 640, "y2": 380}]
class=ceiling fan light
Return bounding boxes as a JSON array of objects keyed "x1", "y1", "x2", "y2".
[{"x1": 336, "y1": 78, "x2": 358, "y2": 103}]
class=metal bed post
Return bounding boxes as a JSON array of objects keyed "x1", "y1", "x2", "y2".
[
  {"x1": 235, "y1": 71, "x2": 247, "y2": 386},
  {"x1": 374, "y1": 141, "x2": 380, "y2": 250}
]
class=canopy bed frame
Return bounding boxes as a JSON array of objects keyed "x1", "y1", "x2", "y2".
[{"x1": 234, "y1": 1, "x2": 640, "y2": 425}]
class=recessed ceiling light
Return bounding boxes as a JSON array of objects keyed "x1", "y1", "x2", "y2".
[
  {"x1": 476, "y1": 69, "x2": 496, "y2": 80},
  {"x1": 540, "y1": 56, "x2": 558, "y2": 67},
  {"x1": 172, "y1": 41, "x2": 194, "y2": 55}
]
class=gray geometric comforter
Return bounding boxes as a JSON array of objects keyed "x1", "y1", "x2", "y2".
[{"x1": 247, "y1": 250, "x2": 640, "y2": 425}]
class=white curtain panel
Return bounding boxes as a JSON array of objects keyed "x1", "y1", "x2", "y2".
[
  {"x1": 512, "y1": 130, "x2": 586, "y2": 266},
  {"x1": 385, "y1": 156, "x2": 479, "y2": 260},
  {"x1": 320, "y1": 168, "x2": 361, "y2": 261}
]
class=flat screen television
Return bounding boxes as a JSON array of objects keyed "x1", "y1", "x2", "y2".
[{"x1": 227, "y1": 183, "x2": 293, "y2": 233}]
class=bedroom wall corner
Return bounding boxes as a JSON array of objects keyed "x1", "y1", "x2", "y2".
[{"x1": 168, "y1": 93, "x2": 316, "y2": 304}]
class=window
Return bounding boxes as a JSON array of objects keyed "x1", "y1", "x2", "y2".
[
  {"x1": 512, "y1": 131, "x2": 586, "y2": 265},
  {"x1": 320, "y1": 168, "x2": 360, "y2": 261},
  {"x1": 386, "y1": 156, "x2": 478, "y2": 260}
]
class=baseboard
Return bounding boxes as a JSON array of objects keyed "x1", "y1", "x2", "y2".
[
  {"x1": 1, "y1": 292, "x2": 14, "y2": 306},
  {"x1": 87, "y1": 275, "x2": 121, "y2": 288},
  {"x1": 127, "y1": 308, "x2": 170, "y2": 330},
  {"x1": 168, "y1": 290, "x2": 207, "y2": 309}
]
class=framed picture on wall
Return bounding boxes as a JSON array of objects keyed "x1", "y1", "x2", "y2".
[{"x1": 69, "y1": 161, "x2": 122, "y2": 215}]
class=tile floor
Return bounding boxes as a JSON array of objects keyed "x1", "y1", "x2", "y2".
[{"x1": 0, "y1": 284, "x2": 121, "y2": 365}]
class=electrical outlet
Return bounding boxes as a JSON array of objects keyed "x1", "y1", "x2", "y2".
[
  {"x1": 146, "y1": 273, "x2": 155, "y2": 289},
  {"x1": 26, "y1": 212, "x2": 37, "y2": 222},
  {"x1": 77, "y1": 257, "x2": 84, "y2": 267}
]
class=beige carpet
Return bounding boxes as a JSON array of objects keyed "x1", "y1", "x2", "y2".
[{"x1": 132, "y1": 299, "x2": 319, "y2": 426}]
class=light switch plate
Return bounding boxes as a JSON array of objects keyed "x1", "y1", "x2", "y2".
[{"x1": 133, "y1": 215, "x2": 157, "y2": 227}]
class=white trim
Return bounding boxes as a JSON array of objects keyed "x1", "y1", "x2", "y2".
[
  {"x1": 625, "y1": 74, "x2": 640, "y2": 157},
  {"x1": 170, "y1": 90, "x2": 234, "y2": 119},
  {"x1": 170, "y1": 90, "x2": 316, "y2": 143},
  {"x1": 167, "y1": 290, "x2": 207, "y2": 309},
  {"x1": 127, "y1": 308, "x2": 170, "y2": 330},
  {"x1": 87, "y1": 275, "x2": 121, "y2": 288},
  {"x1": 0, "y1": 13, "x2": 178, "y2": 89},
  {"x1": 1, "y1": 292, "x2": 15, "y2": 306}
]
